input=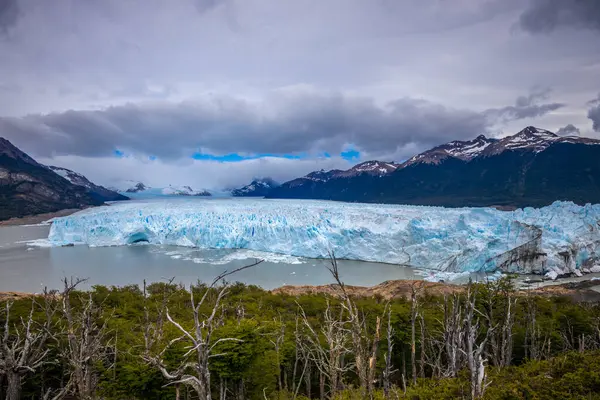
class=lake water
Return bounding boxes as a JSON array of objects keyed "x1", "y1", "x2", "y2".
[{"x1": 0, "y1": 223, "x2": 421, "y2": 292}]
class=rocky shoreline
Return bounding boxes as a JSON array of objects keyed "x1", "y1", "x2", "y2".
[
  {"x1": 272, "y1": 278, "x2": 600, "y2": 302},
  {"x1": 0, "y1": 208, "x2": 81, "y2": 226},
  {"x1": 2, "y1": 278, "x2": 599, "y2": 302}
]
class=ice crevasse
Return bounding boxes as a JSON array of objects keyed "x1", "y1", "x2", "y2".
[{"x1": 48, "y1": 199, "x2": 600, "y2": 278}]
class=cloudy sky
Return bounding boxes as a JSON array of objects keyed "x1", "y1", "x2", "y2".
[{"x1": 1, "y1": 0, "x2": 599, "y2": 190}]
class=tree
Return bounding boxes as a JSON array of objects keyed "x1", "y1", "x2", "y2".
[
  {"x1": 143, "y1": 260, "x2": 262, "y2": 400},
  {"x1": 0, "y1": 294, "x2": 55, "y2": 400},
  {"x1": 462, "y1": 282, "x2": 494, "y2": 400},
  {"x1": 55, "y1": 277, "x2": 111, "y2": 400},
  {"x1": 297, "y1": 300, "x2": 352, "y2": 398},
  {"x1": 326, "y1": 252, "x2": 382, "y2": 397}
]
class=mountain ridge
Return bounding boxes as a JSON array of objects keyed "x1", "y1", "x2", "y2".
[
  {"x1": 267, "y1": 126, "x2": 600, "y2": 208},
  {"x1": 47, "y1": 166, "x2": 128, "y2": 202}
]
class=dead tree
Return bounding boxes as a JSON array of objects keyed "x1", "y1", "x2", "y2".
[
  {"x1": 143, "y1": 260, "x2": 262, "y2": 400},
  {"x1": 409, "y1": 282, "x2": 422, "y2": 385},
  {"x1": 462, "y1": 282, "x2": 494, "y2": 400},
  {"x1": 0, "y1": 294, "x2": 56, "y2": 400},
  {"x1": 479, "y1": 279, "x2": 517, "y2": 368},
  {"x1": 523, "y1": 295, "x2": 553, "y2": 360},
  {"x1": 442, "y1": 294, "x2": 465, "y2": 377},
  {"x1": 382, "y1": 307, "x2": 397, "y2": 399},
  {"x1": 326, "y1": 252, "x2": 381, "y2": 396},
  {"x1": 297, "y1": 300, "x2": 352, "y2": 397},
  {"x1": 268, "y1": 316, "x2": 285, "y2": 392},
  {"x1": 57, "y1": 277, "x2": 111, "y2": 400},
  {"x1": 290, "y1": 316, "x2": 311, "y2": 400}
]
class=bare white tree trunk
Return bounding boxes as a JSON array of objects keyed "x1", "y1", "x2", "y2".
[
  {"x1": 0, "y1": 291, "x2": 57, "y2": 400},
  {"x1": 57, "y1": 277, "x2": 110, "y2": 400},
  {"x1": 462, "y1": 283, "x2": 494, "y2": 400},
  {"x1": 326, "y1": 252, "x2": 383, "y2": 396},
  {"x1": 382, "y1": 307, "x2": 397, "y2": 399},
  {"x1": 297, "y1": 300, "x2": 351, "y2": 398},
  {"x1": 143, "y1": 260, "x2": 262, "y2": 400}
]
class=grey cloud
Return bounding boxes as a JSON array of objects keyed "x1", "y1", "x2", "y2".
[
  {"x1": 588, "y1": 94, "x2": 600, "y2": 132},
  {"x1": 519, "y1": 0, "x2": 600, "y2": 33},
  {"x1": 484, "y1": 87, "x2": 565, "y2": 122},
  {"x1": 0, "y1": 0, "x2": 19, "y2": 35},
  {"x1": 556, "y1": 123, "x2": 580, "y2": 136},
  {"x1": 0, "y1": 91, "x2": 489, "y2": 160},
  {"x1": 194, "y1": 0, "x2": 224, "y2": 13},
  {"x1": 42, "y1": 154, "x2": 351, "y2": 191}
]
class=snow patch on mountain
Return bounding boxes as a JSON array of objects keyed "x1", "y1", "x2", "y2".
[
  {"x1": 404, "y1": 126, "x2": 600, "y2": 167},
  {"x1": 48, "y1": 166, "x2": 94, "y2": 189}
]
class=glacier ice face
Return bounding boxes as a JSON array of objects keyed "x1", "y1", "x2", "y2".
[{"x1": 48, "y1": 199, "x2": 600, "y2": 277}]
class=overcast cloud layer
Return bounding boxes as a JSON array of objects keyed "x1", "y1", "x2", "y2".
[{"x1": 1, "y1": 0, "x2": 600, "y2": 189}]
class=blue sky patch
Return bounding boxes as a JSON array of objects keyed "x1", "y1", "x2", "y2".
[
  {"x1": 341, "y1": 148, "x2": 360, "y2": 161},
  {"x1": 191, "y1": 152, "x2": 306, "y2": 162}
]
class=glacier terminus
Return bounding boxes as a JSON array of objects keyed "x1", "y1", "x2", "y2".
[{"x1": 47, "y1": 199, "x2": 600, "y2": 280}]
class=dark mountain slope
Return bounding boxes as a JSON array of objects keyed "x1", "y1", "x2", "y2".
[{"x1": 0, "y1": 138, "x2": 104, "y2": 220}]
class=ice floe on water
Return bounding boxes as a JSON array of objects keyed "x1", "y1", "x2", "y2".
[
  {"x1": 156, "y1": 247, "x2": 305, "y2": 265},
  {"x1": 47, "y1": 199, "x2": 600, "y2": 279}
]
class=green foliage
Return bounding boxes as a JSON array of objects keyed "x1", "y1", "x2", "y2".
[{"x1": 2, "y1": 278, "x2": 600, "y2": 399}]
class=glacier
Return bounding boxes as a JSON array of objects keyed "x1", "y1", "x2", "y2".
[{"x1": 47, "y1": 199, "x2": 600, "y2": 279}]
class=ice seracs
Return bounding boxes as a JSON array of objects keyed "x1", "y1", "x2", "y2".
[{"x1": 48, "y1": 199, "x2": 600, "y2": 280}]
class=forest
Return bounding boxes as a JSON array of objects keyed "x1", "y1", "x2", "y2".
[{"x1": 1, "y1": 257, "x2": 600, "y2": 400}]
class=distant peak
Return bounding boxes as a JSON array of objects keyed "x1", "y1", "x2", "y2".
[
  {"x1": 476, "y1": 134, "x2": 487, "y2": 140},
  {"x1": 517, "y1": 126, "x2": 556, "y2": 137},
  {"x1": 0, "y1": 137, "x2": 40, "y2": 166}
]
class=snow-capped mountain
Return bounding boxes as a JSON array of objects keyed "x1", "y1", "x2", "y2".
[
  {"x1": 47, "y1": 166, "x2": 128, "y2": 202},
  {"x1": 482, "y1": 126, "x2": 600, "y2": 155},
  {"x1": 231, "y1": 178, "x2": 279, "y2": 197},
  {"x1": 161, "y1": 185, "x2": 211, "y2": 196},
  {"x1": 282, "y1": 161, "x2": 399, "y2": 189},
  {"x1": 268, "y1": 126, "x2": 600, "y2": 208},
  {"x1": 338, "y1": 160, "x2": 399, "y2": 177},
  {"x1": 125, "y1": 182, "x2": 148, "y2": 193},
  {"x1": 404, "y1": 135, "x2": 497, "y2": 166},
  {"x1": 404, "y1": 126, "x2": 600, "y2": 167}
]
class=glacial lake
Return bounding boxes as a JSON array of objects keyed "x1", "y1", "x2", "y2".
[{"x1": 0, "y1": 223, "x2": 423, "y2": 292}]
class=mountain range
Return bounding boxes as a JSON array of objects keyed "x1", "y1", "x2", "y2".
[
  {"x1": 119, "y1": 182, "x2": 212, "y2": 197},
  {"x1": 264, "y1": 126, "x2": 600, "y2": 208},
  {"x1": 3, "y1": 125, "x2": 600, "y2": 220},
  {"x1": 0, "y1": 138, "x2": 127, "y2": 220}
]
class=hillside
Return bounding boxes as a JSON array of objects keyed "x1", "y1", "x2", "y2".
[{"x1": 0, "y1": 138, "x2": 108, "y2": 220}]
